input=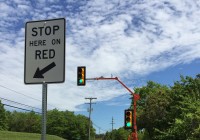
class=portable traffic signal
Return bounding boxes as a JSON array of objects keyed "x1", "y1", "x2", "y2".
[
  {"x1": 124, "y1": 109, "x2": 133, "y2": 129},
  {"x1": 77, "y1": 66, "x2": 86, "y2": 86}
]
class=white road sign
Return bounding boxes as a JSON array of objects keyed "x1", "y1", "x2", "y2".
[{"x1": 25, "y1": 18, "x2": 65, "y2": 84}]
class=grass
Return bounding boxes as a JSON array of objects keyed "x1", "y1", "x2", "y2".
[{"x1": 0, "y1": 131, "x2": 65, "y2": 140}]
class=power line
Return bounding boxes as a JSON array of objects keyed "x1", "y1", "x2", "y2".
[
  {"x1": 2, "y1": 103, "x2": 41, "y2": 114},
  {"x1": 93, "y1": 122, "x2": 108, "y2": 133},
  {"x1": 0, "y1": 97, "x2": 41, "y2": 111},
  {"x1": 0, "y1": 84, "x2": 58, "y2": 109},
  {"x1": 0, "y1": 85, "x2": 41, "y2": 102}
]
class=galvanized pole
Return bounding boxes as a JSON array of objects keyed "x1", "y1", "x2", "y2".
[
  {"x1": 89, "y1": 101, "x2": 91, "y2": 140},
  {"x1": 85, "y1": 97, "x2": 97, "y2": 140},
  {"x1": 41, "y1": 82, "x2": 47, "y2": 140}
]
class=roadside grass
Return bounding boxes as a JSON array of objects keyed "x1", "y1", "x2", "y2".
[{"x1": 0, "y1": 131, "x2": 65, "y2": 140}]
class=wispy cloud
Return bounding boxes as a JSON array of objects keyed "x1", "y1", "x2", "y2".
[{"x1": 0, "y1": 0, "x2": 200, "y2": 111}]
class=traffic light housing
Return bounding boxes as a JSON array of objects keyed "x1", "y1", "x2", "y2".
[
  {"x1": 124, "y1": 109, "x2": 133, "y2": 129},
  {"x1": 77, "y1": 66, "x2": 86, "y2": 86}
]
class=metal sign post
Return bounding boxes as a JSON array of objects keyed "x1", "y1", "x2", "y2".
[
  {"x1": 41, "y1": 82, "x2": 47, "y2": 140},
  {"x1": 24, "y1": 18, "x2": 66, "y2": 140}
]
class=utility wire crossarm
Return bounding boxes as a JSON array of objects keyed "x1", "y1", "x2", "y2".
[{"x1": 86, "y1": 76, "x2": 140, "y2": 140}]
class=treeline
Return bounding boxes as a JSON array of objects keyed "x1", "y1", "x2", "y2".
[
  {"x1": 99, "y1": 74, "x2": 200, "y2": 140},
  {"x1": 0, "y1": 105, "x2": 95, "y2": 140}
]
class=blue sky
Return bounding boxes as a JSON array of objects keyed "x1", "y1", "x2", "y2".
[{"x1": 0, "y1": 0, "x2": 200, "y2": 133}]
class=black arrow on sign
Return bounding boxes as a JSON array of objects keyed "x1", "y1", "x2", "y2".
[{"x1": 33, "y1": 62, "x2": 56, "y2": 78}]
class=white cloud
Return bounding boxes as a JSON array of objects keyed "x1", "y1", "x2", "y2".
[
  {"x1": 17, "y1": 4, "x2": 30, "y2": 11},
  {"x1": 0, "y1": 2, "x2": 14, "y2": 17},
  {"x1": 13, "y1": 0, "x2": 30, "y2": 4}
]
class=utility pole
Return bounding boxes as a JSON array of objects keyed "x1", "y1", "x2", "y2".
[
  {"x1": 111, "y1": 117, "x2": 114, "y2": 131},
  {"x1": 85, "y1": 97, "x2": 97, "y2": 140},
  {"x1": 110, "y1": 117, "x2": 115, "y2": 140},
  {"x1": 99, "y1": 127, "x2": 100, "y2": 134}
]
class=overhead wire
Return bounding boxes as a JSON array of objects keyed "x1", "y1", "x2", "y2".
[
  {"x1": 0, "y1": 84, "x2": 59, "y2": 109},
  {"x1": 0, "y1": 97, "x2": 41, "y2": 111},
  {"x1": 2, "y1": 103, "x2": 41, "y2": 114},
  {"x1": 0, "y1": 84, "x2": 41, "y2": 102},
  {"x1": 93, "y1": 122, "x2": 109, "y2": 133}
]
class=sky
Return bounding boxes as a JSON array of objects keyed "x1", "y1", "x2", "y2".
[{"x1": 0, "y1": 0, "x2": 200, "y2": 134}]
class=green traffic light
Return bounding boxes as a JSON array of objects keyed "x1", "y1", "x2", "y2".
[
  {"x1": 126, "y1": 122, "x2": 131, "y2": 127},
  {"x1": 79, "y1": 79, "x2": 83, "y2": 83}
]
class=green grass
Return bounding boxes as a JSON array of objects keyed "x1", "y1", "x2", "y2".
[{"x1": 0, "y1": 131, "x2": 65, "y2": 140}]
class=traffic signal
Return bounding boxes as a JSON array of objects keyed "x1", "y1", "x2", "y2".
[
  {"x1": 124, "y1": 109, "x2": 133, "y2": 129},
  {"x1": 77, "y1": 66, "x2": 86, "y2": 86}
]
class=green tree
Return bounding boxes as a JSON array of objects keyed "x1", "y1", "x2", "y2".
[
  {"x1": 7, "y1": 111, "x2": 41, "y2": 133},
  {"x1": 24, "y1": 111, "x2": 41, "y2": 133},
  {"x1": 0, "y1": 100, "x2": 8, "y2": 130},
  {"x1": 164, "y1": 75, "x2": 200, "y2": 140},
  {"x1": 103, "y1": 128, "x2": 130, "y2": 140},
  {"x1": 8, "y1": 111, "x2": 26, "y2": 132},
  {"x1": 47, "y1": 109, "x2": 95, "y2": 140},
  {"x1": 135, "y1": 75, "x2": 200, "y2": 140},
  {"x1": 76, "y1": 115, "x2": 93, "y2": 139},
  {"x1": 135, "y1": 81, "x2": 171, "y2": 139},
  {"x1": 114, "y1": 128, "x2": 130, "y2": 140},
  {"x1": 47, "y1": 109, "x2": 68, "y2": 137}
]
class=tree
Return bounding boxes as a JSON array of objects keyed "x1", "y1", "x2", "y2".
[
  {"x1": 7, "y1": 111, "x2": 41, "y2": 133},
  {"x1": 24, "y1": 111, "x2": 41, "y2": 133},
  {"x1": 134, "y1": 75, "x2": 200, "y2": 140},
  {"x1": 47, "y1": 109, "x2": 95, "y2": 140},
  {"x1": 134, "y1": 81, "x2": 171, "y2": 139},
  {"x1": 103, "y1": 128, "x2": 130, "y2": 140},
  {"x1": 47, "y1": 109, "x2": 68, "y2": 137},
  {"x1": 164, "y1": 75, "x2": 200, "y2": 140},
  {"x1": 114, "y1": 128, "x2": 130, "y2": 140},
  {"x1": 0, "y1": 100, "x2": 8, "y2": 130}
]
